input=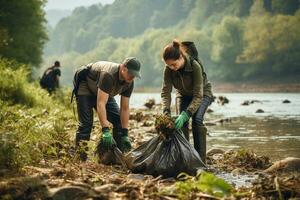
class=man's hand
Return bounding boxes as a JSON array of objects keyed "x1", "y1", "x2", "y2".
[
  {"x1": 101, "y1": 127, "x2": 113, "y2": 148},
  {"x1": 175, "y1": 111, "x2": 190, "y2": 129},
  {"x1": 120, "y1": 128, "x2": 132, "y2": 152}
]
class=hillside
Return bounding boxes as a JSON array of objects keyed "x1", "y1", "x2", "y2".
[
  {"x1": 45, "y1": 9, "x2": 72, "y2": 27},
  {"x1": 43, "y1": 0, "x2": 300, "y2": 87}
]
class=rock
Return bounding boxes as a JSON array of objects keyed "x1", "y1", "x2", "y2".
[
  {"x1": 206, "y1": 108, "x2": 214, "y2": 113},
  {"x1": 144, "y1": 98, "x2": 156, "y2": 109},
  {"x1": 94, "y1": 184, "x2": 117, "y2": 194},
  {"x1": 264, "y1": 157, "x2": 300, "y2": 173},
  {"x1": 255, "y1": 109, "x2": 264, "y2": 113},
  {"x1": 217, "y1": 96, "x2": 229, "y2": 105},
  {"x1": 250, "y1": 100, "x2": 261, "y2": 104},
  {"x1": 205, "y1": 118, "x2": 231, "y2": 126},
  {"x1": 206, "y1": 148, "x2": 225, "y2": 156},
  {"x1": 231, "y1": 168, "x2": 244, "y2": 176},
  {"x1": 0, "y1": 176, "x2": 49, "y2": 199},
  {"x1": 282, "y1": 99, "x2": 291, "y2": 103},
  {"x1": 205, "y1": 122, "x2": 217, "y2": 126},
  {"x1": 242, "y1": 100, "x2": 261, "y2": 105},
  {"x1": 127, "y1": 173, "x2": 145, "y2": 181},
  {"x1": 50, "y1": 185, "x2": 103, "y2": 200},
  {"x1": 241, "y1": 100, "x2": 250, "y2": 106},
  {"x1": 218, "y1": 118, "x2": 232, "y2": 124}
]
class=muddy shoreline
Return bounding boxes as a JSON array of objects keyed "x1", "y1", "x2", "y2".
[{"x1": 1, "y1": 104, "x2": 299, "y2": 199}]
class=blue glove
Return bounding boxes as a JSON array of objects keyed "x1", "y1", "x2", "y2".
[{"x1": 175, "y1": 111, "x2": 190, "y2": 129}]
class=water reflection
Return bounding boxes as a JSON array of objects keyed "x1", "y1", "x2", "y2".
[
  {"x1": 125, "y1": 93, "x2": 300, "y2": 161},
  {"x1": 207, "y1": 116, "x2": 300, "y2": 161}
]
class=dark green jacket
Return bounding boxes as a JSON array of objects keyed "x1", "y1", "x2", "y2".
[{"x1": 161, "y1": 56, "x2": 213, "y2": 115}]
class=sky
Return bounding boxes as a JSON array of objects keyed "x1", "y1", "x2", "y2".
[{"x1": 45, "y1": 0, "x2": 115, "y2": 10}]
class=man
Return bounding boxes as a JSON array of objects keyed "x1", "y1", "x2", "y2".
[
  {"x1": 40, "y1": 61, "x2": 61, "y2": 94},
  {"x1": 72, "y1": 57, "x2": 141, "y2": 161}
]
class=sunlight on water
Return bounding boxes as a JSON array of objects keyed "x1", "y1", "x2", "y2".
[{"x1": 119, "y1": 93, "x2": 300, "y2": 161}]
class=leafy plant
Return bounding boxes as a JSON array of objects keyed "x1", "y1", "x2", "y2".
[{"x1": 161, "y1": 171, "x2": 234, "y2": 199}]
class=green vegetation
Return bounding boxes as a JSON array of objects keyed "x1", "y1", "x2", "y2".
[
  {"x1": 0, "y1": 0, "x2": 48, "y2": 69},
  {"x1": 44, "y1": 0, "x2": 300, "y2": 86},
  {"x1": 161, "y1": 171, "x2": 234, "y2": 199},
  {"x1": 0, "y1": 58, "x2": 74, "y2": 170}
]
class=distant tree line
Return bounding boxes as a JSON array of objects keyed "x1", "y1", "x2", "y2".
[{"x1": 43, "y1": 0, "x2": 300, "y2": 86}]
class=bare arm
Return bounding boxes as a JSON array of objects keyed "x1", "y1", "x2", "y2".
[
  {"x1": 97, "y1": 88, "x2": 110, "y2": 128},
  {"x1": 120, "y1": 96, "x2": 130, "y2": 129}
]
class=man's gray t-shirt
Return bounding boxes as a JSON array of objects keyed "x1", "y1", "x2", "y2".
[{"x1": 77, "y1": 61, "x2": 134, "y2": 97}]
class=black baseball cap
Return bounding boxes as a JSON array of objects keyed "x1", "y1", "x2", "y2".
[{"x1": 123, "y1": 57, "x2": 141, "y2": 78}]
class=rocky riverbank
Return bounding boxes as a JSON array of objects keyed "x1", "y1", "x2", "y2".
[{"x1": 1, "y1": 103, "x2": 299, "y2": 199}]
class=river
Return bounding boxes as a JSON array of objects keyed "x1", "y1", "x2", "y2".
[{"x1": 116, "y1": 93, "x2": 300, "y2": 161}]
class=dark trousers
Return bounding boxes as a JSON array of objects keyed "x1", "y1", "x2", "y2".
[
  {"x1": 176, "y1": 95, "x2": 212, "y2": 126},
  {"x1": 176, "y1": 95, "x2": 212, "y2": 162},
  {"x1": 75, "y1": 95, "x2": 121, "y2": 145},
  {"x1": 176, "y1": 95, "x2": 212, "y2": 139}
]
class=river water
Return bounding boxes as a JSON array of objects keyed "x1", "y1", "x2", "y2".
[{"x1": 117, "y1": 93, "x2": 300, "y2": 161}]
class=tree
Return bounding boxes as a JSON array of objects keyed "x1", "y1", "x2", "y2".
[
  {"x1": 211, "y1": 16, "x2": 244, "y2": 80},
  {"x1": 271, "y1": 0, "x2": 299, "y2": 15},
  {"x1": 237, "y1": 12, "x2": 300, "y2": 78},
  {"x1": 0, "y1": 0, "x2": 48, "y2": 68}
]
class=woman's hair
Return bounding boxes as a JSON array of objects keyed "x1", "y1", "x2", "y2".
[{"x1": 163, "y1": 39, "x2": 186, "y2": 61}]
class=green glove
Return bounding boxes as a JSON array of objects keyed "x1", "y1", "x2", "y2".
[
  {"x1": 175, "y1": 111, "x2": 190, "y2": 130},
  {"x1": 120, "y1": 128, "x2": 132, "y2": 152},
  {"x1": 101, "y1": 127, "x2": 113, "y2": 148}
]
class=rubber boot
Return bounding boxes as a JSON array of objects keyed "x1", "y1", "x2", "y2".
[
  {"x1": 181, "y1": 125, "x2": 189, "y2": 142},
  {"x1": 192, "y1": 125, "x2": 207, "y2": 164}
]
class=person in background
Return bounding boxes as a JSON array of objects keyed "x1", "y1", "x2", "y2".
[
  {"x1": 40, "y1": 61, "x2": 61, "y2": 94},
  {"x1": 72, "y1": 57, "x2": 141, "y2": 161},
  {"x1": 160, "y1": 39, "x2": 213, "y2": 164}
]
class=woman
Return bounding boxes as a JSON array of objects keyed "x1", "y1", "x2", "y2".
[{"x1": 161, "y1": 39, "x2": 213, "y2": 163}]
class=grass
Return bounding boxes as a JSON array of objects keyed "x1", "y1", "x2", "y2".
[{"x1": 0, "y1": 58, "x2": 75, "y2": 170}]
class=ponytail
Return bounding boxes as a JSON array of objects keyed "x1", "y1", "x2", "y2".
[{"x1": 163, "y1": 39, "x2": 186, "y2": 61}]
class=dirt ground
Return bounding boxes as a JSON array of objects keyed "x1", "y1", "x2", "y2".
[{"x1": 1, "y1": 103, "x2": 299, "y2": 200}]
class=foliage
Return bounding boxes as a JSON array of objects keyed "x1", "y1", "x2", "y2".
[
  {"x1": 0, "y1": 102, "x2": 73, "y2": 169},
  {"x1": 0, "y1": 58, "x2": 74, "y2": 170},
  {"x1": 155, "y1": 114, "x2": 175, "y2": 136},
  {"x1": 0, "y1": 58, "x2": 36, "y2": 106},
  {"x1": 237, "y1": 11, "x2": 300, "y2": 78},
  {"x1": 161, "y1": 171, "x2": 234, "y2": 199},
  {"x1": 0, "y1": 0, "x2": 48, "y2": 68},
  {"x1": 43, "y1": 0, "x2": 300, "y2": 86}
]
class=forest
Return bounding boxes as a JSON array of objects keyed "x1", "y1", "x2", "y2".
[{"x1": 43, "y1": 0, "x2": 300, "y2": 87}]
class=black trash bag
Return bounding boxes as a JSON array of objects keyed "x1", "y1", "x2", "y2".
[
  {"x1": 124, "y1": 130, "x2": 206, "y2": 178},
  {"x1": 95, "y1": 138, "x2": 127, "y2": 168}
]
